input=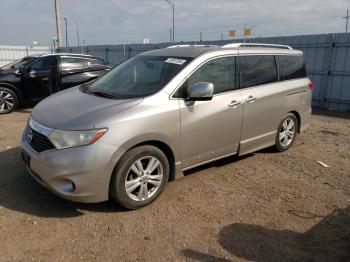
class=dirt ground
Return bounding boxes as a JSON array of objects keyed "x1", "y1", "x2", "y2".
[{"x1": 0, "y1": 108, "x2": 349, "y2": 262}]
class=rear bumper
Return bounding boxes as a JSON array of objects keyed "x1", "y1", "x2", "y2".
[{"x1": 300, "y1": 107, "x2": 312, "y2": 132}]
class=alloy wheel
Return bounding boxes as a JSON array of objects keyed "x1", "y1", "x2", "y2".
[
  {"x1": 125, "y1": 156, "x2": 164, "y2": 202},
  {"x1": 279, "y1": 117, "x2": 296, "y2": 147},
  {"x1": 0, "y1": 90, "x2": 14, "y2": 112}
]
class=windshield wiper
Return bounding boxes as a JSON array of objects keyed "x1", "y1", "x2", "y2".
[{"x1": 89, "y1": 90, "x2": 117, "y2": 99}]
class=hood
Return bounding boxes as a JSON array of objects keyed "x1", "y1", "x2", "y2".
[
  {"x1": 0, "y1": 68, "x2": 14, "y2": 76},
  {"x1": 31, "y1": 86, "x2": 143, "y2": 130},
  {"x1": 0, "y1": 69, "x2": 18, "y2": 82}
]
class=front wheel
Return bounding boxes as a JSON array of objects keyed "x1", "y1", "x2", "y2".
[
  {"x1": 275, "y1": 113, "x2": 298, "y2": 152},
  {"x1": 0, "y1": 87, "x2": 18, "y2": 114},
  {"x1": 110, "y1": 145, "x2": 169, "y2": 209}
]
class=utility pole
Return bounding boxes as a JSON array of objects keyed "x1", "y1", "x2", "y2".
[
  {"x1": 82, "y1": 40, "x2": 85, "y2": 54},
  {"x1": 200, "y1": 32, "x2": 202, "y2": 42},
  {"x1": 164, "y1": 0, "x2": 175, "y2": 43},
  {"x1": 141, "y1": 24, "x2": 144, "y2": 43},
  {"x1": 172, "y1": 2, "x2": 174, "y2": 42},
  {"x1": 64, "y1": 17, "x2": 69, "y2": 47},
  {"x1": 243, "y1": 24, "x2": 246, "y2": 43},
  {"x1": 123, "y1": 32, "x2": 126, "y2": 58},
  {"x1": 76, "y1": 22, "x2": 80, "y2": 46},
  {"x1": 343, "y1": 9, "x2": 349, "y2": 33},
  {"x1": 169, "y1": 28, "x2": 172, "y2": 43},
  {"x1": 54, "y1": 0, "x2": 62, "y2": 48}
]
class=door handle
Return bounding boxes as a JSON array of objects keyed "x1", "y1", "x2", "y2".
[
  {"x1": 228, "y1": 100, "x2": 241, "y2": 108},
  {"x1": 245, "y1": 95, "x2": 256, "y2": 103}
]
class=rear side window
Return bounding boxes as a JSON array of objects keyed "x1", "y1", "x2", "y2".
[
  {"x1": 61, "y1": 57, "x2": 105, "y2": 70},
  {"x1": 240, "y1": 55, "x2": 278, "y2": 88},
  {"x1": 186, "y1": 57, "x2": 236, "y2": 94},
  {"x1": 60, "y1": 57, "x2": 85, "y2": 70},
  {"x1": 278, "y1": 55, "x2": 307, "y2": 81}
]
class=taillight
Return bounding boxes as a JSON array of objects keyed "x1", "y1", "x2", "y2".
[{"x1": 308, "y1": 82, "x2": 315, "y2": 90}]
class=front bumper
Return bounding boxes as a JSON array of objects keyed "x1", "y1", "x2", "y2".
[{"x1": 21, "y1": 127, "x2": 119, "y2": 203}]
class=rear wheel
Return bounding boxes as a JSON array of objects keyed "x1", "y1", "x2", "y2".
[
  {"x1": 275, "y1": 113, "x2": 298, "y2": 152},
  {"x1": 110, "y1": 145, "x2": 169, "y2": 209},
  {"x1": 0, "y1": 87, "x2": 18, "y2": 114}
]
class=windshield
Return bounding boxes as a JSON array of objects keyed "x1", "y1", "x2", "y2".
[
  {"x1": 85, "y1": 55, "x2": 192, "y2": 99},
  {"x1": 1, "y1": 57, "x2": 36, "y2": 70}
]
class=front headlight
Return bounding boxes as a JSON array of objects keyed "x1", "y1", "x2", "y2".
[{"x1": 48, "y1": 128, "x2": 108, "y2": 149}]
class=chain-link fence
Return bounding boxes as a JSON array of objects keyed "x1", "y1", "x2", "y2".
[{"x1": 0, "y1": 45, "x2": 52, "y2": 67}]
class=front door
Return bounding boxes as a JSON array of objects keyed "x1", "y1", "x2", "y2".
[
  {"x1": 21, "y1": 56, "x2": 58, "y2": 100},
  {"x1": 179, "y1": 56, "x2": 243, "y2": 169}
]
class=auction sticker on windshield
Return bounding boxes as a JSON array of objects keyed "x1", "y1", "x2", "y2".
[{"x1": 165, "y1": 58, "x2": 187, "y2": 65}]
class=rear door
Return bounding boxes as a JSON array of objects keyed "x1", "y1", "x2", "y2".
[
  {"x1": 59, "y1": 56, "x2": 109, "y2": 90},
  {"x1": 277, "y1": 55, "x2": 311, "y2": 130},
  {"x1": 238, "y1": 55, "x2": 285, "y2": 155},
  {"x1": 179, "y1": 56, "x2": 243, "y2": 169}
]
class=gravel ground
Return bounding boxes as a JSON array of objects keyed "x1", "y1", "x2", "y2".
[{"x1": 0, "y1": 108, "x2": 349, "y2": 262}]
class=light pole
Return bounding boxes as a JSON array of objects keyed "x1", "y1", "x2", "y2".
[
  {"x1": 54, "y1": 0, "x2": 62, "y2": 48},
  {"x1": 64, "y1": 17, "x2": 69, "y2": 47},
  {"x1": 343, "y1": 9, "x2": 349, "y2": 33},
  {"x1": 76, "y1": 22, "x2": 80, "y2": 46},
  {"x1": 164, "y1": 0, "x2": 175, "y2": 43}
]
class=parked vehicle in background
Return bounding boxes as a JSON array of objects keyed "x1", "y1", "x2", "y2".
[
  {"x1": 21, "y1": 43, "x2": 312, "y2": 209},
  {"x1": 0, "y1": 53, "x2": 110, "y2": 114}
]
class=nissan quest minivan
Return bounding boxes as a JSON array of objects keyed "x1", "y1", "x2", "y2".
[{"x1": 21, "y1": 43, "x2": 312, "y2": 209}]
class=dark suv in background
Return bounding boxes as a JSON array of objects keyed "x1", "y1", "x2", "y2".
[{"x1": 0, "y1": 53, "x2": 110, "y2": 114}]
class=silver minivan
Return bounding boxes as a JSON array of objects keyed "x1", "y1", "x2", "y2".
[{"x1": 21, "y1": 43, "x2": 312, "y2": 209}]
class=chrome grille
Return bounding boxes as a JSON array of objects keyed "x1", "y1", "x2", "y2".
[{"x1": 27, "y1": 128, "x2": 55, "y2": 153}]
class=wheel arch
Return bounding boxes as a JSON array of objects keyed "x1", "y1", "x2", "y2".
[
  {"x1": 0, "y1": 83, "x2": 22, "y2": 101},
  {"x1": 128, "y1": 140, "x2": 177, "y2": 181},
  {"x1": 108, "y1": 135, "x2": 178, "y2": 187},
  {"x1": 288, "y1": 110, "x2": 301, "y2": 133}
]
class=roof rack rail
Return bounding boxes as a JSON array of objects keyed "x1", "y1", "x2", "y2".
[
  {"x1": 222, "y1": 43, "x2": 293, "y2": 50},
  {"x1": 167, "y1": 44, "x2": 217, "y2": 48}
]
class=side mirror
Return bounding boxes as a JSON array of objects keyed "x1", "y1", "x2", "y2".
[
  {"x1": 17, "y1": 66, "x2": 26, "y2": 75},
  {"x1": 187, "y1": 82, "x2": 214, "y2": 101},
  {"x1": 29, "y1": 69, "x2": 37, "y2": 78}
]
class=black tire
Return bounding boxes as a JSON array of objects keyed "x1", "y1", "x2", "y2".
[
  {"x1": 0, "y1": 87, "x2": 18, "y2": 114},
  {"x1": 275, "y1": 113, "x2": 298, "y2": 152},
  {"x1": 110, "y1": 145, "x2": 169, "y2": 210}
]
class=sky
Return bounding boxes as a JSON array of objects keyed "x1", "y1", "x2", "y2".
[{"x1": 0, "y1": 0, "x2": 349, "y2": 47}]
